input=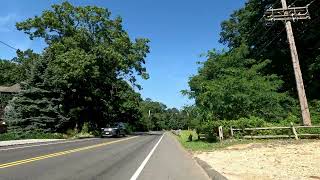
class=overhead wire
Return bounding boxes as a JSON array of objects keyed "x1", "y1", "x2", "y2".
[
  {"x1": 0, "y1": 40, "x2": 18, "y2": 51},
  {"x1": 306, "y1": 0, "x2": 317, "y2": 6},
  {"x1": 288, "y1": 0, "x2": 300, "y2": 7},
  {"x1": 246, "y1": 0, "x2": 281, "y2": 39},
  {"x1": 255, "y1": 27, "x2": 286, "y2": 57},
  {"x1": 252, "y1": 0, "x2": 317, "y2": 57}
]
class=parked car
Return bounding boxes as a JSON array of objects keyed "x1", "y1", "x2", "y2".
[{"x1": 101, "y1": 122, "x2": 126, "y2": 137}]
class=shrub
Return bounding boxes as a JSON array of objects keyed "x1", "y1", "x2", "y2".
[
  {"x1": 195, "y1": 113, "x2": 320, "y2": 139},
  {"x1": 81, "y1": 122, "x2": 89, "y2": 134},
  {"x1": 0, "y1": 131, "x2": 64, "y2": 141},
  {"x1": 124, "y1": 123, "x2": 134, "y2": 135},
  {"x1": 66, "y1": 129, "x2": 77, "y2": 137},
  {"x1": 310, "y1": 100, "x2": 320, "y2": 125},
  {"x1": 196, "y1": 116, "x2": 266, "y2": 138}
]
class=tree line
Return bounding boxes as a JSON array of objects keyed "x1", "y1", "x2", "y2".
[
  {"x1": 0, "y1": 2, "x2": 190, "y2": 134},
  {"x1": 183, "y1": 0, "x2": 320, "y2": 135},
  {"x1": 1, "y1": 0, "x2": 319, "y2": 136}
]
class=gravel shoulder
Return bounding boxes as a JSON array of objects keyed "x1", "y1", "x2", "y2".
[{"x1": 195, "y1": 140, "x2": 320, "y2": 180}]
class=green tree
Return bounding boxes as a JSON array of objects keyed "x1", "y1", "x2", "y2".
[
  {"x1": 5, "y1": 84, "x2": 69, "y2": 133},
  {"x1": 220, "y1": 0, "x2": 320, "y2": 100},
  {"x1": 5, "y1": 2, "x2": 149, "y2": 132},
  {"x1": 138, "y1": 98, "x2": 189, "y2": 131},
  {"x1": 0, "y1": 49, "x2": 37, "y2": 86},
  {"x1": 138, "y1": 98, "x2": 167, "y2": 131},
  {"x1": 184, "y1": 45, "x2": 294, "y2": 121},
  {"x1": 0, "y1": 59, "x2": 20, "y2": 86}
]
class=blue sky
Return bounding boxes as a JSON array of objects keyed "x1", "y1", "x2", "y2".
[{"x1": 0, "y1": 0, "x2": 245, "y2": 109}]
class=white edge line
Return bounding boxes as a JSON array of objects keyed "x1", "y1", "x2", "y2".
[
  {"x1": 0, "y1": 138, "x2": 100, "y2": 151},
  {"x1": 130, "y1": 133, "x2": 165, "y2": 180}
]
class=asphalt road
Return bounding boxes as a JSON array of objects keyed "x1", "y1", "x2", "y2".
[{"x1": 0, "y1": 132, "x2": 209, "y2": 180}]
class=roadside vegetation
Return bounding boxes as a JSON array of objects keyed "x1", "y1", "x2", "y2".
[
  {"x1": 1, "y1": 0, "x2": 320, "y2": 143},
  {"x1": 176, "y1": 130, "x2": 320, "y2": 152},
  {"x1": 0, "y1": 2, "x2": 190, "y2": 140},
  {"x1": 0, "y1": 132, "x2": 64, "y2": 141},
  {"x1": 179, "y1": 0, "x2": 320, "y2": 143},
  {"x1": 175, "y1": 130, "x2": 254, "y2": 151}
]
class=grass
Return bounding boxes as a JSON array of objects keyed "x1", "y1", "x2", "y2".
[
  {"x1": 175, "y1": 130, "x2": 253, "y2": 151},
  {"x1": 174, "y1": 130, "x2": 313, "y2": 151}
]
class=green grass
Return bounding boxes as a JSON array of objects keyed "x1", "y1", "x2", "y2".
[
  {"x1": 176, "y1": 130, "x2": 248, "y2": 151},
  {"x1": 175, "y1": 130, "x2": 319, "y2": 151}
]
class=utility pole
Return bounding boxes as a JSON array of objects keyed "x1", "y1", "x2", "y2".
[{"x1": 265, "y1": 0, "x2": 312, "y2": 126}]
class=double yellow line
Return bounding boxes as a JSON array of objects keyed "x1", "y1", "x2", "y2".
[{"x1": 0, "y1": 136, "x2": 138, "y2": 169}]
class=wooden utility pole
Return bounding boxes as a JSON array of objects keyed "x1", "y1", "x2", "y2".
[{"x1": 265, "y1": 0, "x2": 312, "y2": 126}]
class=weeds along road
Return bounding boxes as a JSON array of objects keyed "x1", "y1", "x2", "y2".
[{"x1": 0, "y1": 132, "x2": 209, "y2": 180}]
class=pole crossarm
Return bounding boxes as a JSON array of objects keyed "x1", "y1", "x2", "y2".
[
  {"x1": 263, "y1": 0, "x2": 313, "y2": 126},
  {"x1": 265, "y1": 6, "x2": 311, "y2": 21}
]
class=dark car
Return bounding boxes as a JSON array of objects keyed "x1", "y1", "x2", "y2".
[{"x1": 101, "y1": 122, "x2": 126, "y2": 137}]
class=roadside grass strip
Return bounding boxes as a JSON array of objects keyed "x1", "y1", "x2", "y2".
[{"x1": 0, "y1": 136, "x2": 138, "y2": 169}]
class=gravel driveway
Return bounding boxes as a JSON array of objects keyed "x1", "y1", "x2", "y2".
[{"x1": 195, "y1": 140, "x2": 320, "y2": 180}]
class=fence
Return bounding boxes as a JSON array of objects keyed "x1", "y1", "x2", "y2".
[{"x1": 216, "y1": 122, "x2": 320, "y2": 141}]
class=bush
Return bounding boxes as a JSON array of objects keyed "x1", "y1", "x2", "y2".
[
  {"x1": 66, "y1": 128, "x2": 78, "y2": 137},
  {"x1": 196, "y1": 116, "x2": 266, "y2": 138},
  {"x1": 81, "y1": 122, "x2": 89, "y2": 134},
  {"x1": 310, "y1": 100, "x2": 320, "y2": 125},
  {"x1": 124, "y1": 123, "x2": 134, "y2": 135},
  {"x1": 0, "y1": 131, "x2": 64, "y2": 141},
  {"x1": 195, "y1": 114, "x2": 320, "y2": 139}
]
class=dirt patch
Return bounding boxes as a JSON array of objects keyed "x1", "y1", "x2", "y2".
[{"x1": 195, "y1": 140, "x2": 320, "y2": 180}]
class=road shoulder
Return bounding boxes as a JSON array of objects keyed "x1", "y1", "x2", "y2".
[{"x1": 137, "y1": 132, "x2": 210, "y2": 180}]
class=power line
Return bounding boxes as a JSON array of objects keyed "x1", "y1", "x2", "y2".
[
  {"x1": 0, "y1": 40, "x2": 18, "y2": 51},
  {"x1": 288, "y1": 0, "x2": 299, "y2": 7},
  {"x1": 263, "y1": 0, "x2": 313, "y2": 125},
  {"x1": 254, "y1": 0, "x2": 316, "y2": 56},
  {"x1": 297, "y1": 15, "x2": 320, "y2": 37},
  {"x1": 246, "y1": 1, "x2": 281, "y2": 39},
  {"x1": 256, "y1": 27, "x2": 286, "y2": 56},
  {"x1": 288, "y1": 0, "x2": 316, "y2": 7},
  {"x1": 306, "y1": 0, "x2": 317, "y2": 6}
]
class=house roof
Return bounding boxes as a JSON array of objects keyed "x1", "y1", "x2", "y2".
[{"x1": 0, "y1": 84, "x2": 21, "y2": 93}]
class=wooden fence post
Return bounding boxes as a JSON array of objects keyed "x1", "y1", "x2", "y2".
[
  {"x1": 290, "y1": 122, "x2": 299, "y2": 140},
  {"x1": 218, "y1": 126, "x2": 224, "y2": 141},
  {"x1": 230, "y1": 126, "x2": 234, "y2": 138}
]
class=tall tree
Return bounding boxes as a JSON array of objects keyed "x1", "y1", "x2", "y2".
[
  {"x1": 0, "y1": 50, "x2": 38, "y2": 86},
  {"x1": 184, "y1": 45, "x2": 295, "y2": 121},
  {"x1": 5, "y1": 2, "x2": 150, "y2": 132},
  {"x1": 219, "y1": 0, "x2": 320, "y2": 100}
]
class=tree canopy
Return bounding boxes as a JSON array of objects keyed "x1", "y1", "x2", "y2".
[
  {"x1": 184, "y1": 0, "x2": 320, "y2": 130},
  {"x1": 185, "y1": 45, "x2": 294, "y2": 122},
  {"x1": 219, "y1": 0, "x2": 320, "y2": 100},
  {"x1": 137, "y1": 98, "x2": 189, "y2": 131},
  {"x1": 4, "y1": 2, "x2": 150, "y2": 132}
]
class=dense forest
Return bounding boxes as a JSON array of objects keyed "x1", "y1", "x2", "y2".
[
  {"x1": 0, "y1": 2, "x2": 188, "y2": 135},
  {"x1": 184, "y1": 0, "x2": 320, "y2": 134}
]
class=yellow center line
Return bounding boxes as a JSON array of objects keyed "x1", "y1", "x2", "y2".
[{"x1": 0, "y1": 136, "x2": 138, "y2": 169}]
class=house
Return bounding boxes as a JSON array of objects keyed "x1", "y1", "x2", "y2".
[{"x1": 0, "y1": 84, "x2": 21, "y2": 94}]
